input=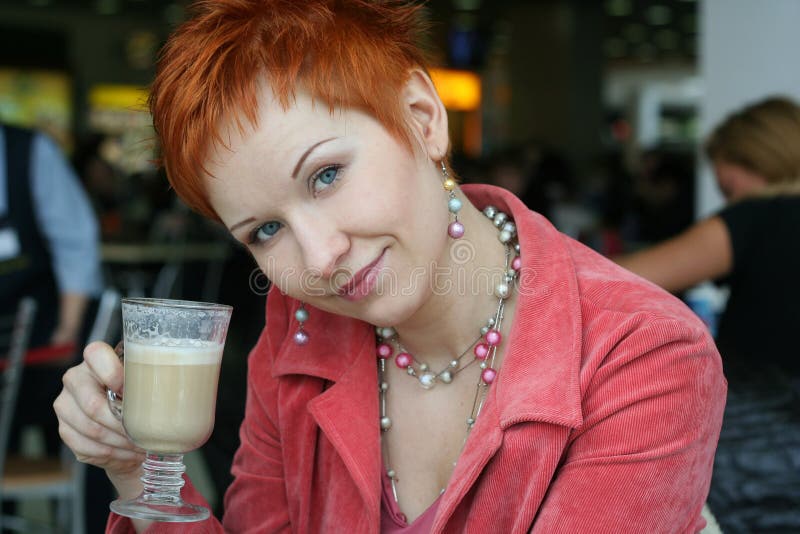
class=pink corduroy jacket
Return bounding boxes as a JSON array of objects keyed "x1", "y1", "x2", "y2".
[{"x1": 109, "y1": 184, "x2": 727, "y2": 533}]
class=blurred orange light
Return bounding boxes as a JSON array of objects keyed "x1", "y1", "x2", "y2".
[{"x1": 429, "y1": 68, "x2": 481, "y2": 111}]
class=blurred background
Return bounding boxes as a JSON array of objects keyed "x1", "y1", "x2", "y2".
[
  {"x1": 3, "y1": 0, "x2": 798, "y2": 255},
  {"x1": 1, "y1": 0, "x2": 798, "y2": 532}
]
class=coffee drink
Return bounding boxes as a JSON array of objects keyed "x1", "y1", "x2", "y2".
[{"x1": 122, "y1": 340, "x2": 223, "y2": 453}]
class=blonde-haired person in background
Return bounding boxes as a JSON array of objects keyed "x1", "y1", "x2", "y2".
[{"x1": 617, "y1": 96, "x2": 800, "y2": 532}]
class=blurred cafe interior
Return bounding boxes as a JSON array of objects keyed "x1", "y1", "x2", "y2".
[{"x1": 1, "y1": 0, "x2": 798, "y2": 532}]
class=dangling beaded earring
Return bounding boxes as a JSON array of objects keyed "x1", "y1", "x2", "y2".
[
  {"x1": 294, "y1": 303, "x2": 309, "y2": 345},
  {"x1": 442, "y1": 161, "x2": 464, "y2": 239}
]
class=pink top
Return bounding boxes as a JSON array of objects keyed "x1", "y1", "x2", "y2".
[{"x1": 381, "y1": 471, "x2": 441, "y2": 533}]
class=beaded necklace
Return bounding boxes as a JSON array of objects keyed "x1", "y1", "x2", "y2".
[{"x1": 375, "y1": 206, "x2": 520, "y2": 502}]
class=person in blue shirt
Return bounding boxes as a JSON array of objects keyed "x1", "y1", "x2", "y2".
[
  {"x1": 0, "y1": 124, "x2": 102, "y2": 346},
  {"x1": 0, "y1": 123, "x2": 102, "y2": 458}
]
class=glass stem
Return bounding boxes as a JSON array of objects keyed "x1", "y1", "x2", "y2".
[{"x1": 139, "y1": 453, "x2": 186, "y2": 504}]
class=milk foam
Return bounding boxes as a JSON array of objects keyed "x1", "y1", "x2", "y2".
[{"x1": 125, "y1": 340, "x2": 223, "y2": 366}]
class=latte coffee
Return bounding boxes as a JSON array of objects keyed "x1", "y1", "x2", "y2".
[{"x1": 122, "y1": 341, "x2": 223, "y2": 453}]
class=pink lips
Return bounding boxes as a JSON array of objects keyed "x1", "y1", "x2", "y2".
[{"x1": 338, "y1": 249, "x2": 386, "y2": 302}]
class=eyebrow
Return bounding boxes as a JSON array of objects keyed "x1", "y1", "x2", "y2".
[
  {"x1": 229, "y1": 217, "x2": 255, "y2": 234},
  {"x1": 227, "y1": 137, "x2": 339, "y2": 234},
  {"x1": 291, "y1": 137, "x2": 337, "y2": 179}
]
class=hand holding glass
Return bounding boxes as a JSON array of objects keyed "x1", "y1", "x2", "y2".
[{"x1": 107, "y1": 298, "x2": 232, "y2": 522}]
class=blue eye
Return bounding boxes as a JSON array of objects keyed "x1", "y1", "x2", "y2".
[
  {"x1": 251, "y1": 221, "x2": 282, "y2": 244},
  {"x1": 311, "y1": 165, "x2": 341, "y2": 194}
]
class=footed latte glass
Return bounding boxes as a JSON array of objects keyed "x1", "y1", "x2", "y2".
[{"x1": 107, "y1": 298, "x2": 232, "y2": 522}]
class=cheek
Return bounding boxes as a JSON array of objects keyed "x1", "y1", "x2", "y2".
[{"x1": 253, "y1": 251, "x2": 298, "y2": 295}]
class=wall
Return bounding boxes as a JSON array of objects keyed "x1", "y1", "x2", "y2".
[
  {"x1": 505, "y1": 0, "x2": 603, "y2": 175},
  {"x1": 698, "y1": 0, "x2": 800, "y2": 217}
]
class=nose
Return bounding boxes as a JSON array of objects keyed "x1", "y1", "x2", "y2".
[{"x1": 292, "y1": 214, "x2": 350, "y2": 282}]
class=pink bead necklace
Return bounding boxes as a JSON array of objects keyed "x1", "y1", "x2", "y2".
[{"x1": 375, "y1": 206, "x2": 520, "y2": 502}]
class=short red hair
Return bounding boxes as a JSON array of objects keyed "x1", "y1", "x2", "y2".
[{"x1": 150, "y1": 0, "x2": 431, "y2": 220}]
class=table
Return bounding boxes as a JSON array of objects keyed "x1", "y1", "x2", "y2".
[{"x1": 101, "y1": 241, "x2": 231, "y2": 299}]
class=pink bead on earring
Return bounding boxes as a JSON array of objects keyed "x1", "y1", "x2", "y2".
[
  {"x1": 441, "y1": 161, "x2": 464, "y2": 239},
  {"x1": 294, "y1": 304, "x2": 309, "y2": 345}
]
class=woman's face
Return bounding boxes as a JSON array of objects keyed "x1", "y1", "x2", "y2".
[
  {"x1": 205, "y1": 77, "x2": 450, "y2": 326},
  {"x1": 713, "y1": 160, "x2": 767, "y2": 201}
]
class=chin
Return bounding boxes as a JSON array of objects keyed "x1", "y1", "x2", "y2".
[{"x1": 354, "y1": 293, "x2": 421, "y2": 328}]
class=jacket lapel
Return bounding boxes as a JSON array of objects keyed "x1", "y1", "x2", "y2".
[
  {"x1": 461, "y1": 184, "x2": 584, "y2": 429},
  {"x1": 306, "y1": 333, "x2": 382, "y2": 526},
  {"x1": 434, "y1": 185, "x2": 585, "y2": 528},
  {"x1": 272, "y1": 308, "x2": 382, "y2": 528}
]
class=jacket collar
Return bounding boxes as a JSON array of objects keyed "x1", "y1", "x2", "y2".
[
  {"x1": 462, "y1": 184, "x2": 584, "y2": 430},
  {"x1": 271, "y1": 298, "x2": 369, "y2": 382},
  {"x1": 270, "y1": 183, "x2": 584, "y2": 429}
]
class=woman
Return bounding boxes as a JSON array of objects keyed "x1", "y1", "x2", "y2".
[
  {"x1": 617, "y1": 96, "x2": 800, "y2": 372},
  {"x1": 618, "y1": 97, "x2": 800, "y2": 532},
  {"x1": 54, "y1": 1, "x2": 726, "y2": 532}
]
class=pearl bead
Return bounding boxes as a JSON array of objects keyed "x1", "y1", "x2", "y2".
[
  {"x1": 439, "y1": 370, "x2": 453, "y2": 383},
  {"x1": 448, "y1": 198, "x2": 462, "y2": 213},
  {"x1": 420, "y1": 363, "x2": 429, "y2": 372},
  {"x1": 294, "y1": 330, "x2": 309, "y2": 345},
  {"x1": 502, "y1": 222, "x2": 516, "y2": 235},
  {"x1": 495, "y1": 283, "x2": 510, "y2": 299},
  {"x1": 493, "y1": 212, "x2": 507, "y2": 227},
  {"x1": 450, "y1": 359, "x2": 459, "y2": 368},
  {"x1": 480, "y1": 361, "x2": 487, "y2": 369},
  {"x1": 466, "y1": 417, "x2": 475, "y2": 425},
  {"x1": 512, "y1": 256, "x2": 522, "y2": 271},
  {"x1": 448, "y1": 221, "x2": 465, "y2": 239},
  {"x1": 407, "y1": 367, "x2": 415, "y2": 375},
  {"x1": 376, "y1": 343, "x2": 393, "y2": 359},
  {"x1": 483, "y1": 206, "x2": 497, "y2": 219},
  {"x1": 443, "y1": 178, "x2": 457, "y2": 191},
  {"x1": 381, "y1": 327, "x2": 396, "y2": 339},
  {"x1": 480, "y1": 326, "x2": 489, "y2": 335},
  {"x1": 485, "y1": 329, "x2": 502, "y2": 346},
  {"x1": 380, "y1": 416, "x2": 392, "y2": 430},
  {"x1": 474, "y1": 342, "x2": 489, "y2": 360},
  {"x1": 499, "y1": 230, "x2": 512, "y2": 243},
  {"x1": 419, "y1": 372, "x2": 437, "y2": 389},
  {"x1": 395, "y1": 352, "x2": 412, "y2": 368},
  {"x1": 481, "y1": 367, "x2": 497, "y2": 384},
  {"x1": 295, "y1": 308, "x2": 309, "y2": 322},
  {"x1": 380, "y1": 382, "x2": 389, "y2": 391},
  {"x1": 387, "y1": 469, "x2": 396, "y2": 479},
  {"x1": 514, "y1": 243, "x2": 521, "y2": 253},
  {"x1": 488, "y1": 317, "x2": 496, "y2": 326}
]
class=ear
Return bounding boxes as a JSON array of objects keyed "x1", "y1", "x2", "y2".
[{"x1": 402, "y1": 69, "x2": 449, "y2": 161}]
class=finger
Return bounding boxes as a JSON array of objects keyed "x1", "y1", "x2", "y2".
[
  {"x1": 61, "y1": 364, "x2": 126, "y2": 435},
  {"x1": 58, "y1": 419, "x2": 144, "y2": 469},
  {"x1": 83, "y1": 341, "x2": 124, "y2": 393},
  {"x1": 54, "y1": 389, "x2": 140, "y2": 451}
]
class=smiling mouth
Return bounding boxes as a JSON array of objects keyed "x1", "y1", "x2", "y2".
[{"x1": 337, "y1": 249, "x2": 386, "y2": 301}]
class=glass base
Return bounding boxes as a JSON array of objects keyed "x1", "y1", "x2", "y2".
[
  {"x1": 109, "y1": 452, "x2": 209, "y2": 522},
  {"x1": 111, "y1": 497, "x2": 209, "y2": 522}
]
